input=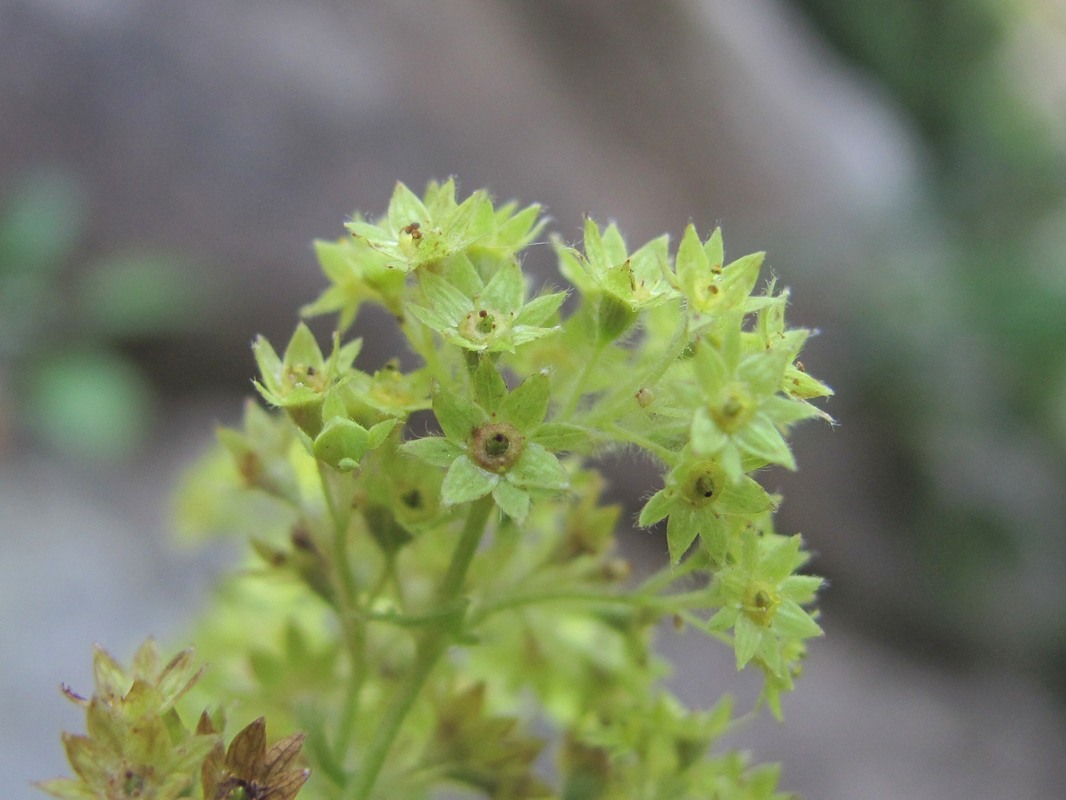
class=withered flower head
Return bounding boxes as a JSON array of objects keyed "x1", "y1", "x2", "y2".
[{"x1": 201, "y1": 716, "x2": 309, "y2": 800}]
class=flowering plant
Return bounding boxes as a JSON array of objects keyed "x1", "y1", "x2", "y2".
[{"x1": 42, "y1": 180, "x2": 831, "y2": 799}]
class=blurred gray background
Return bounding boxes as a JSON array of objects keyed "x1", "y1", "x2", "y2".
[{"x1": 3, "y1": 1, "x2": 1066, "y2": 797}]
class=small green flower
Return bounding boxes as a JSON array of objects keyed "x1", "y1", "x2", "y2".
[
  {"x1": 708, "y1": 532, "x2": 823, "y2": 674},
  {"x1": 638, "y1": 450, "x2": 775, "y2": 563},
  {"x1": 252, "y1": 323, "x2": 361, "y2": 437},
  {"x1": 401, "y1": 363, "x2": 570, "y2": 521},
  {"x1": 301, "y1": 234, "x2": 407, "y2": 330},
  {"x1": 555, "y1": 218, "x2": 677, "y2": 341},
  {"x1": 688, "y1": 331, "x2": 823, "y2": 481},
  {"x1": 345, "y1": 179, "x2": 545, "y2": 274},
  {"x1": 311, "y1": 392, "x2": 397, "y2": 472},
  {"x1": 668, "y1": 225, "x2": 764, "y2": 318},
  {"x1": 407, "y1": 256, "x2": 566, "y2": 354}
]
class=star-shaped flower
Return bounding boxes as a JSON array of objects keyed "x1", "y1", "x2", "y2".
[
  {"x1": 400, "y1": 362, "x2": 571, "y2": 521},
  {"x1": 707, "y1": 532, "x2": 823, "y2": 675},
  {"x1": 638, "y1": 449, "x2": 775, "y2": 563}
]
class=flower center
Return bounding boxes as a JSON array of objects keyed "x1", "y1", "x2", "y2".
[
  {"x1": 470, "y1": 422, "x2": 524, "y2": 473},
  {"x1": 742, "y1": 580, "x2": 780, "y2": 627},
  {"x1": 710, "y1": 382, "x2": 755, "y2": 433},
  {"x1": 679, "y1": 461, "x2": 720, "y2": 508}
]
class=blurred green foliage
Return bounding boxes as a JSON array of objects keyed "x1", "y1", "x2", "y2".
[
  {"x1": 0, "y1": 170, "x2": 202, "y2": 461},
  {"x1": 794, "y1": 0, "x2": 1066, "y2": 683}
]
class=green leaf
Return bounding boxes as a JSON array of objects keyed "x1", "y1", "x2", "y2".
[
  {"x1": 79, "y1": 253, "x2": 203, "y2": 336},
  {"x1": 26, "y1": 349, "x2": 153, "y2": 462},
  {"x1": 441, "y1": 455, "x2": 498, "y2": 504}
]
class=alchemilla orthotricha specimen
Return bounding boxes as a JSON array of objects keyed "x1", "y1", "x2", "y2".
[{"x1": 43, "y1": 180, "x2": 832, "y2": 800}]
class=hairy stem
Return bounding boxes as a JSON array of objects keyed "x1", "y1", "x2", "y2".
[{"x1": 344, "y1": 495, "x2": 495, "y2": 800}]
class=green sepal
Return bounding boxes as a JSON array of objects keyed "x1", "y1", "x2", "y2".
[
  {"x1": 418, "y1": 271, "x2": 471, "y2": 325},
  {"x1": 780, "y1": 574, "x2": 823, "y2": 604},
  {"x1": 772, "y1": 600, "x2": 823, "y2": 640},
  {"x1": 531, "y1": 422, "x2": 587, "y2": 452},
  {"x1": 433, "y1": 385, "x2": 488, "y2": 443},
  {"x1": 665, "y1": 507, "x2": 700, "y2": 563},
  {"x1": 718, "y1": 475, "x2": 775, "y2": 515},
  {"x1": 367, "y1": 418, "x2": 398, "y2": 448},
  {"x1": 480, "y1": 259, "x2": 524, "y2": 313},
  {"x1": 692, "y1": 340, "x2": 730, "y2": 394},
  {"x1": 313, "y1": 417, "x2": 370, "y2": 471},
  {"x1": 283, "y1": 322, "x2": 326, "y2": 370},
  {"x1": 62, "y1": 734, "x2": 109, "y2": 785},
  {"x1": 400, "y1": 436, "x2": 464, "y2": 468},
  {"x1": 637, "y1": 489, "x2": 673, "y2": 528},
  {"x1": 91, "y1": 645, "x2": 127, "y2": 701},
  {"x1": 386, "y1": 181, "x2": 430, "y2": 234},
  {"x1": 515, "y1": 290, "x2": 567, "y2": 327},
  {"x1": 499, "y1": 372, "x2": 549, "y2": 430},
  {"x1": 597, "y1": 293, "x2": 638, "y2": 342},
  {"x1": 675, "y1": 224, "x2": 710, "y2": 290},
  {"x1": 689, "y1": 408, "x2": 728, "y2": 455},
  {"x1": 507, "y1": 443, "x2": 569, "y2": 490},
  {"x1": 441, "y1": 455, "x2": 499, "y2": 505},
  {"x1": 733, "y1": 413, "x2": 795, "y2": 470},
  {"x1": 759, "y1": 535, "x2": 804, "y2": 583},
  {"x1": 35, "y1": 777, "x2": 98, "y2": 800},
  {"x1": 733, "y1": 614, "x2": 762, "y2": 670},
  {"x1": 472, "y1": 357, "x2": 507, "y2": 413},
  {"x1": 738, "y1": 347, "x2": 790, "y2": 398},
  {"x1": 493, "y1": 480, "x2": 531, "y2": 521},
  {"x1": 761, "y1": 395, "x2": 829, "y2": 426}
]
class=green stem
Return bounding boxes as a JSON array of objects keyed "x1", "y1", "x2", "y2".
[
  {"x1": 601, "y1": 422, "x2": 677, "y2": 464},
  {"x1": 562, "y1": 340, "x2": 604, "y2": 418},
  {"x1": 344, "y1": 495, "x2": 495, "y2": 800},
  {"x1": 467, "y1": 587, "x2": 645, "y2": 627},
  {"x1": 582, "y1": 326, "x2": 690, "y2": 428},
  {"x1": 318, "y1": 463, "x2": 368, "y2": 765}
]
